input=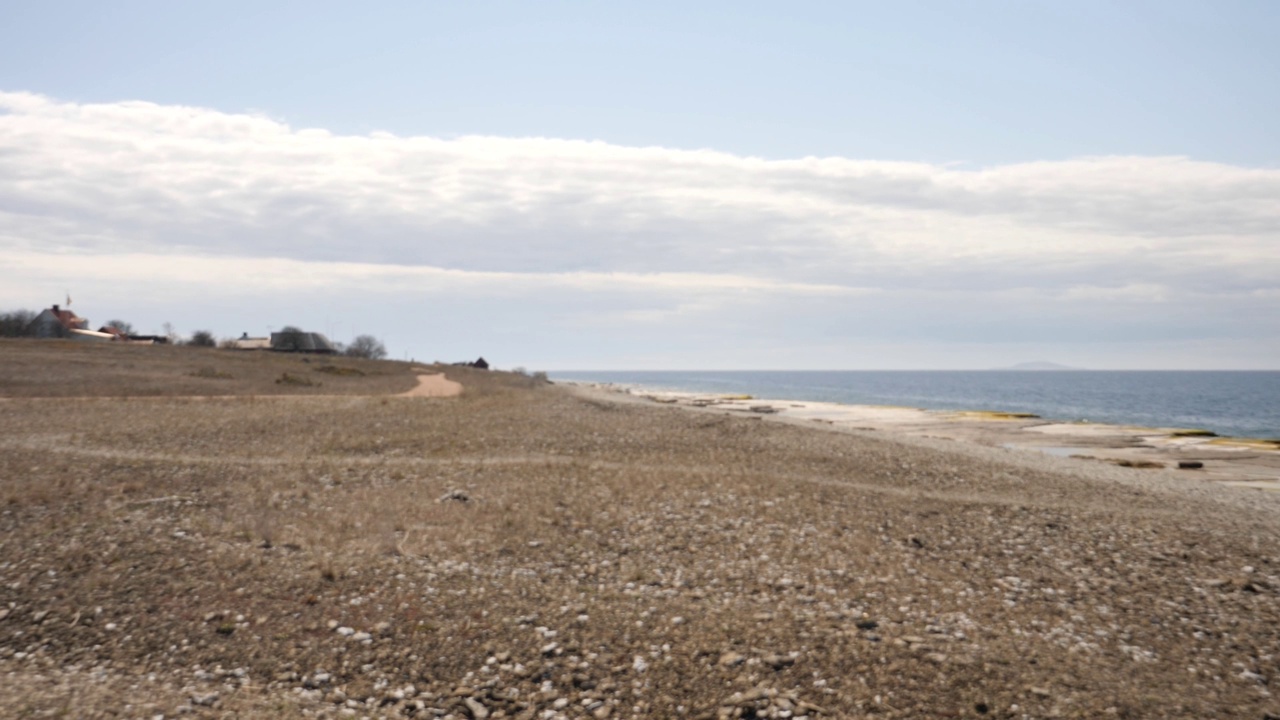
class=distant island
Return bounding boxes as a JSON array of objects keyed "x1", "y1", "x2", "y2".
[{"x1": 1002, "y1": 361, "x2": 1082, "y2": 371}]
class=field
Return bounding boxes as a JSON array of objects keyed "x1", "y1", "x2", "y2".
[{"x1": 2, "y1": 341, "x2": 1279, "y2": 718}]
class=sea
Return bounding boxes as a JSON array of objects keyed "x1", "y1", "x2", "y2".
[{"x1": 551, "y1": 370, "x2": 1280, "y2": 440}]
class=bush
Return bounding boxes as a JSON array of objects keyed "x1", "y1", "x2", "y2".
[
  {"x1": 105, "y1": 319, "x2": 134, "y2": 335},
  {"x1": 344, "y1": 334, "x2": 387, "y2": 360},
  {"x1": 0, "y1": 309, "x2": 36, "y2": 338},
  {"x1": 187, "y1": 330, "x2": 217, "y2": 347},
  {"x1": 189, "y1": 367, "x2": 233, "y2": 379},
  {"x1": 276, "y1": 372, "x2": 318, "y2": 386}
]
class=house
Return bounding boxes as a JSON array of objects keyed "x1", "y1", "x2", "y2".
[
  {"x1": 25, "y1": 304, "x2": 102, "y2": 340},
  {"x1": 270, "y1": 330, "x2": 336, "y2": 354},
  {"x1": 22, "y1": 305, "x2": 162, "y2": 343},
  {"x1": 230, "y1": 332, "x2": 271, "y2": 350}
]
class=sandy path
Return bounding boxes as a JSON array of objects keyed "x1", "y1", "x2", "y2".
[{"x1": 398, "y1": 372, "x2": 463, "y2": 397}]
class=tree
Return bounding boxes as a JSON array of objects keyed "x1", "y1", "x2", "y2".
[
  {"x1": 0, "y1": 309, "x2": 36, "y2": 338},
  {"x1": 187, "y1": 330, "x2": 216, "y2": 347},
  {"x1": 105, "y1": 319, "x2": 134, "y2": 335},
  {"x1": 344, "y1": 334, "x2": 387, "y2": 360},
  {"x1": 273, "y1": 326, "x2": 306, "y2": 351}
]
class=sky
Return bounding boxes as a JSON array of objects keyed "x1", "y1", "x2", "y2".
[{"x1": 1, "y1": 0, "x2": 1278, "y2": 369}]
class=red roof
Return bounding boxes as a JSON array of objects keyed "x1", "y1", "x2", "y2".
[{"x1": 49, "y1": 306, "x2": 86, "y2": 330}]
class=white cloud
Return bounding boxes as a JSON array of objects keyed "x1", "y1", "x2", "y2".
[
  {"x1": 0, "y1": 250, "x2": 870, "y2": 298},
  {"x1": 1, "y1": 91, "x2": 1277, "y2": 368}
]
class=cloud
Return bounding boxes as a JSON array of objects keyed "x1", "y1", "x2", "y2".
[
  {"x1": 1, "y1": 91, "x2": 1278, "y2": 368},
  {"x1": 0, "y1": 250, "x2": 870, "y2": 298}
]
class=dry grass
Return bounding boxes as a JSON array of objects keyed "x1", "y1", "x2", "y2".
[
  {"x1": 1, "y1": 344, "x2": 1279, "y2": 718},
  {"x1": 0, "y1": 339, "x2": 421, "y2": 397}
]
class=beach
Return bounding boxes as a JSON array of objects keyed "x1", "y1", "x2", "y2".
[
  {"x1": 2, "y1": 343, "x2": 1280, "y2": 718},
  {"x1": 572, "y1": 383, "x2": 1280, "y2": 492}
]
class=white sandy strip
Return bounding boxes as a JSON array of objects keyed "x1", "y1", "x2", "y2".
[
  {"x1": 399, "y1": 373, "x2": 463, "y2": 398},
  {"x1": 566, "y1": 382, "x2": 1280, "y2": 487}
]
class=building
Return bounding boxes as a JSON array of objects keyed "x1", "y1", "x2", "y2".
[
  {"x1": 24, "y1": 304, "x2": 100, "y2": 340},
  {"x1": 230, "y1": 332, "x2": 271, "y2": 350}
]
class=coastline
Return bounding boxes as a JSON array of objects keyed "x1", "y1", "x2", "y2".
[
  {"x1": 553, "y1": 369, "x2": 1280, "y2": 440},
  {"x1": 564, "y1": 381, "x2": 1280, "y2": 491}
]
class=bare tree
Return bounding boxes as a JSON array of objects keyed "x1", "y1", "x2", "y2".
[
  {"x1": 105, "y1": 319, "x2": 135, "y2": 335},
  {"x1": 344, "y1": 334, "x2": 387, "y2": 360},
  {"x1": 0, "y1": 309, "x2": 36, "y2": 338}
]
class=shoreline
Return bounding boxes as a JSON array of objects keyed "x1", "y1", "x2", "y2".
[
  {"x1": 552, "y1": 370, "x2": 1280, "y2": 440},
  {"x1": 565, "y1": 381, "x2": 1280, "y2": 491}
]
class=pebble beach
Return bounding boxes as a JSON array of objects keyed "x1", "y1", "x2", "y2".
[{"x1": 2, "y1": 345, "x2": 1280, "y2": 718}]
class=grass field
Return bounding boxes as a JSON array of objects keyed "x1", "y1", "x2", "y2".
[{"x1": 2, "y1": 341, "x2": 1279, "y2": 718}]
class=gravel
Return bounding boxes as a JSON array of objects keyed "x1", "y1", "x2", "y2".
[{"x1": 1, "y1": 379, "x2": 1279, "y2": 717}]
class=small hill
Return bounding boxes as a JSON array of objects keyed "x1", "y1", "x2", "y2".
[{"x1": 0, "y1": 338, "x2": 422, "y2": 397}]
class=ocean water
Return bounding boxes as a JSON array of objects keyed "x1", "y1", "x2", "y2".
[{"x1": 552, "y1": 370, "x2": 1280, "y2": 440}]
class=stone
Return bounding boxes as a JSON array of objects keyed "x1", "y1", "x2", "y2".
[
  {"x1": 438, "y1": 490, "x2": 471, "y2": 503},
  {"x1": 762, "y1": 653, "x2": 795, "y2": 670},
  {"x1": 463, "y1": 696, "x2": 490, "y2": 719},
  {"x1": 718, "y1": 651, "x2": 746, "y2": 667}
]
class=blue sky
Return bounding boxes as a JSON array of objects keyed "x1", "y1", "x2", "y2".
[
  {"x1": 1, "y1": 1, "x2": 1278, "y2": 368},
  {"x1": 6, "y1": 1, "x2": 1278, "y2": 165}
]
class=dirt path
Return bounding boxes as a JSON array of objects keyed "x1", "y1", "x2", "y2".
[
  {"x1": 398, "y1": 372, "x2": 464, "y2": 397},
  {"x1": 0, "y1": 372, "x2": 465, "y2": 401}
]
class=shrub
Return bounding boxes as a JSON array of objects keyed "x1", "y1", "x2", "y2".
[
  {"x1": 105, "y1": 319, "x2": 135, "y2": 335},
  {"x1": 189, "y1": 367, "x2": 233, "y2": 379},
  {"x1": 315, "y1": 365, "x2": 365, "y2": 377},
  {"x1": 344, "y1": 334, "x2": 387, "y2": 360},
  {"x1": 187, "y1": 330, "x2": 216, "y2": 347},
  {"x1": 0, "y1": 309, "x2": 36, "y2": 337},
  {"x1": 275, "y1": 372, "x2": 318, "y2": 387}
]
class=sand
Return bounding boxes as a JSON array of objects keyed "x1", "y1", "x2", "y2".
[
  {"x1": 574, "y1": 383, "x2": 1280, "y2": 491},
  {"x1": 398, "y1": 372, "x2": 464, "y2": 397}
]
